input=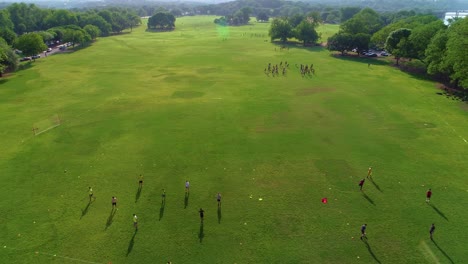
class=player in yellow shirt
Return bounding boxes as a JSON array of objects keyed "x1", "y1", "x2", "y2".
[{"x1": 367, "y1": 167, "x2": 372, "y2": 179}]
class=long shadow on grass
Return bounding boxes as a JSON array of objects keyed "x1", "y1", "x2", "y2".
[
  {"x1": 331, "y1": 54, "x2": 389, "y2": 66},
  {"x1": 135, "y1": 186, "x2": 142, "y2": 203},
  {"x1": 430, "y1": 204, "x2": 448, "y2": 221},
  {"x1": 126, "y1": 229, "x2": 137, "y2": 256},
  {"x1": 159, "y1": 197, "x2": 165, "y2": 221},
  {"x1": 363, "y1": 240, "x2": 381, "y2": 264},
  {"x1": 217, "y1": 207, "x2": 222, "y2": 224},
  {"x1": 184, "y1": 192, "x2": 189, "y2": 209},
  {"x1": 198, "y1": 222, "x2": 204, "y2": 243},
  {"x1": 432, "y1": 239, "x2": 454, "y2": 264},
  {"x1": 80, "y1": 201, "x2": 92, "y2": 219},
  {"x1": 370, "y1": 179, "x2": 383, "y2": 192},
  {"x1": 105, "y1": 208, "x2": 116, "y2": 230},
  {"x1": 362, "y1": 193, "x2": 376, "y2": 206}
]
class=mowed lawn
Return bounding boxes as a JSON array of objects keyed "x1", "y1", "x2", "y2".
[{"x1": 0, "y1": 16, "x2": 467, "y2": 263}]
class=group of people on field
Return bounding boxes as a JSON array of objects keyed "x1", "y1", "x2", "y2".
[
  {"x1": 264, "y1": 61, "x2": 290, "y2": 77},
  {"x1": 87, "y1": 176, "x2": 222, "y2": 231},
  {"x1": 357, "y1": 167, "x2": 437, "y2": 241}
]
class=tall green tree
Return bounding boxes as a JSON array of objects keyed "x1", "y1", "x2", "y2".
[
  {"x1": 148, "y1": 12, "x2": 176, "y2": 30},
  {"x1": 294, "y1": 20, "x2": 319, "y2": 46},
  {"x1": 0, "y1": 9, "x2": 14, "y2": 31},
  {"x1": 0, "y1": 28, "x2": 16, "y2": 46},
  {"x1": 256, "y1": 11, "x2": 269, "y2": 22},
  {"x1": 45, "y1": 9, "x2": 77, "y2": 29},
  {"x1": 0, "y1": 38, "x2": 18, "y2": 77},
  {"x1": 327, "y1": 32, "x2": 354, "y2": 55},
  {"x1": 340, "y1": 7, "x2": 361, "y2": 22},
  {"x1": 269, "y1": 18, "x2": 292, "y2": 42},
  {"x1": 83, "y1": 25, "x2": 100, "y2": 40},
  {"x1": 13, "y1": 33, "x2": 47, "y2": 58},
  {"x1": 444, "y1": 18, "x2": 468, "y2": 88},
  {"x1": 409, "y1": 20, "x2": 446, "y2": 60},
  {"x1": 425, "y1": 30, "x2": 450, "y2": 80},
  {"x1": 341, "y1": 8, "x2": 383, "y2": 35},
  {"x1": 385, "y1": 28, "x2": 413, "y2": 65}
]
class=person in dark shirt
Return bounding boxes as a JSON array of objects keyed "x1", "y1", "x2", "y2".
[
  {"x1": 429, "y1": 224, "x2": 435, "y2": 240},
  {"x1": 199, "y1": 208, "x2": 204, "y2": 222},
  {"x1": 359, "y1": 179, "x2": 365, "y2": 191},
  {"x1": 360, "y1": 224, "x2": 367, "y2": 240}
]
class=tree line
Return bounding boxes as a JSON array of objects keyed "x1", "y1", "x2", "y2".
[
  {"x1": 268, "y1": 12, "x2": 323, "y2": 46},
  {"x1": 0, "y1": 3, "x2": 142, "y2": 77},
  {"x1": 326, "y1": 8, "x2": 468, "y2": 89}
]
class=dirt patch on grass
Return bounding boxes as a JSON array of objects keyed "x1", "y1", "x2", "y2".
[
  {"x1": 296, "y1": 87, "x2": 335, "y2": 96},
  {"x1": 460, "y1": 103, "x2": 468, "y2": 111},
  {"x1": 253, "y1": 111, "x2": 293, "y2": 133}
]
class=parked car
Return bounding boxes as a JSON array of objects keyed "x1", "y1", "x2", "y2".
[
  {"x1": 380, "y1": 51, "x2": 389, "y2": 56},
  {"x1": 32, "y1": 55, "x2": 41, "y2": 59},
  {"x1": 46, "y1": 48, "x2": 52, "y2": 52},
  {"x1": 366, "y1": 53, "x2": 378, "y2": 57},
  {"x1": 19, "y1": 57, "x2": 32, "y2": 61}
]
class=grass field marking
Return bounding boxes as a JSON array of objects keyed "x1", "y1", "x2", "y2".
[
  {"x1": 34, "y1": 123, "x2": 61, "y2": 136},
  {"x1": 2, "y1": 245, "x2": 105, "y2": 264},
  {"x1": 419, "y1": 240, "x2": 440, "y2": 264},
  {"x1": 441, "y1": 119, "x2": 468, "y2": 144}
]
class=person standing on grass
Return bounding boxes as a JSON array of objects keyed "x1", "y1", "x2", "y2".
[
  {"x1": 426, "y1": 189, "x2": 432, "y2": 203},
  {"x1": 217, "y1": 193, "x2": 222, "y2": 207},
  {"x1": 133, "y1": 214, "x2": 138, "y2": 230},
  {"x1": 88, "y1": 187, "x2": 94, "y2": 201},
  {"x1": 185, "y1": 180, "x2": 190, "y2": 193},
  {"x1": 112, "y1": 196, "x2": 117, "y2": 209},
  {"x1": 360, "y1": 224, "x2": 367, "y2": 240},
  {"x1": 367, "y1": 167, "x2": 372, "y2": 179},
  {"x1": 199, "y1": 208, "x2": 204, "y2": 222},
  {"x1": 138, "y1": 175, "x2": 143, "y2": 187},
  {"x1": 359, "y1": 179, "x2": 365, "y2": 191},
  {"x1": 429, "y1": 224, "x2": 435, "y2": 240},
  {"x1": 162, "y1": 189, "x2": 166, "y2": 201}
]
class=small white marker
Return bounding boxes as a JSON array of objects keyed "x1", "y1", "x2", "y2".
[
  {"x1": 3, "y1": 246, "x2": 6, "y2": 248},
  {"x1": 258, "y1": 198, "x2": 263, "y2": 201},
  {"x1": 329, "y1": 188, "x2": 332, "y2": 190},
  {"x1": 33, "y1": 221, "x2": 36, "y2": 224}
]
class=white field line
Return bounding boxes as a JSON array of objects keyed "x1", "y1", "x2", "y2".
[
  {"x1": 35, "y1": 124, "x2": 61, "y2": 136},
  {"x1": 441, "y1": 119, "x2": 468, "y2": 144},
  {"x1": 36, "y1": 251, "x2": 104, "y2": 264},
  {"x1": 419, "y1": 240, "x2": 440, "y2": 264},
  {"x1": 2, "y1": 245, "x2": 104, "y2": 264}
]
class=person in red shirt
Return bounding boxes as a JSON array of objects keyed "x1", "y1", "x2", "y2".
[
  {"x1": 426, "y1": 189, "x2": 432, "y2": 203},
  {"x1": 358, "y1": 179, "x2": 365, "y2": 191}
]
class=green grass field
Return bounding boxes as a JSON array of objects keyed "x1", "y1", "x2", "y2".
[{"x1": 1, "y1": 16, "x2": 467, "y2": 263}]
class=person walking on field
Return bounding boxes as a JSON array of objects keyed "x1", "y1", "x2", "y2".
[
  {"x1": 199, "y1": 208, "x2": 204, "y2": 222},
  {"x1": 185, "y1": 180, "x2": 190, "y2": 193},
  {"x1": 359, "y1": 179, "x2": 365, "y2": 191},
  {"x1": 429, "y1": 224, "x2": 435, "y2": 240},
  {"x1": 88, "y1": 187, "x2": 94, "y2": 201},
  {"x1": 367, "y1": 167, "x2": 372, "y2": 179},
  {"x1": 426, "y1": 189, "x2": 432, "y2": 203},
  {"x1": 112, "y1": 196, "x2": 117, "y2": 209},
  {"x1": 138, "y1": 175, "x2": 143, "y2": 187},
  {"x1": 217, "y1": 193, "x2": 222, "y2": 207},
  {"x1": 360, "y1": 224, "x2": 367, "y2": 240},
  {"x1": 133, "y1": 214, "x2": 138, "y2": 230}
]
